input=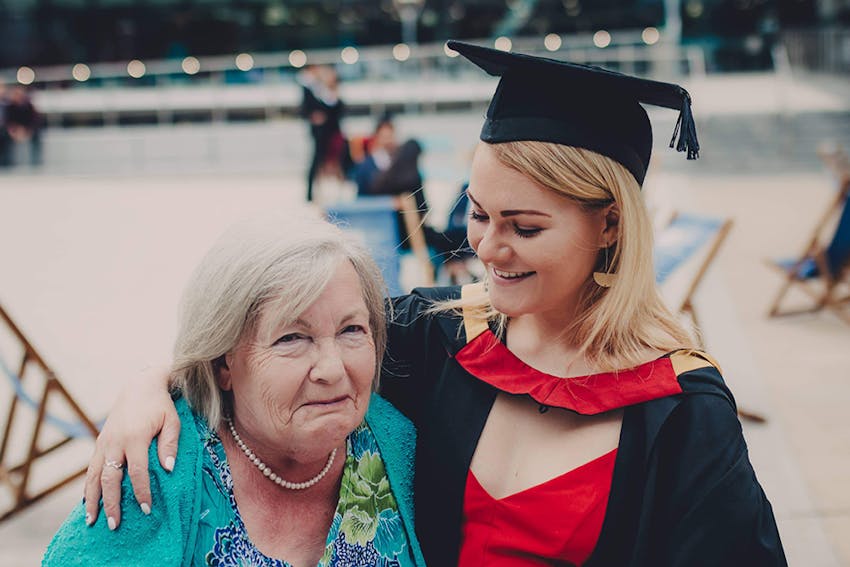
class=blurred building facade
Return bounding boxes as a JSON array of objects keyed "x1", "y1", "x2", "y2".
[{"x1": 0, "y1": 0, "x2": 846, "y2": 72}]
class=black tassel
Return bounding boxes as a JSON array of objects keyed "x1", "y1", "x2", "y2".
[{"x1": 669, "y1": 94, "x2": 700, "y2": 160}]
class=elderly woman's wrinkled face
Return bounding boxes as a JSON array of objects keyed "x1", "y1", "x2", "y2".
[{"x1": 219, "y1": 259, "x2": 375, "y2": 462}]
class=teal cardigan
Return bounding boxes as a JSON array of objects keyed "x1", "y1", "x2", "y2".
[{"x1": 43, "y1": 394, "x2": 425, "y2": 566}]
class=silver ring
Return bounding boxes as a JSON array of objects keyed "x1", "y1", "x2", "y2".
[{"x1": 104, "y1": 459, "x2": 124, "y2": 470}]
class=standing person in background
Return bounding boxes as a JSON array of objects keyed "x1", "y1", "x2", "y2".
[
  {"x1": 4, "y1": 86, "x2": 42, "y2": 166},
  {"x1": 82, "y1": 42, "x2": 786, "y2": 566},
  {"x1": 300, "y1": 65, "x2": 347, "y2": 202}
]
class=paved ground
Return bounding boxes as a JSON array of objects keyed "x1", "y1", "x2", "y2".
[
  {"x1": 1, "y1": 166, "x2": 848, "y2": 566},
  {"x1": 1, "y1": 84, "x2": 849, "y2": 564}
]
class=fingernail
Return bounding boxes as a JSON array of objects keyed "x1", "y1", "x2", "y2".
[
  {"x1": 85, "y1": 513, "x2": 93, "y2": 526},
  {"x1": 164, "y1": 456, "x2": 175, "y2": 472},
  {"x1": 107, "y1": 516, "x2": 116, "y2": 531},
  {"x1": 140, "y1": 502, "x2": 151, "y2": 515}
]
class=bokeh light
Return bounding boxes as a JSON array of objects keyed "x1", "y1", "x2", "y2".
[
  {"x1": 685, "y1": 0, "x2": 704, "y2": 18},
  {"x1": 341, "y1": 46, "x2": 359, "y2": 64},
  {"x1": 642, "y1": 27, "x2": 661, "y2": 45},
  {"x1": 289, "y1": 50, "x2": 307, "y2": 68},
  {"x1": 235, "y1": 53, "x2": 254, "y2": 72},
  {"x1": 182, "y1": 56, "x2": 200, "y2": 75},
  {"x1": 494, "y1": 36, "x2": 512, "y2": 52},
  {"x1": 72, "y1": 63, "x2": 91, "y2": 82},
  {"x1": 127, "y1": 59, "x2": 146, "y2": 78},
  {"x1": 393, "y1": 43, "x2": 411, "y2": 62},
  {"x1": 17, "y1": 66, "x2": 35, "y2": 85},
  {"x1": 544, "y1": 33, "x2": 562, "y2": 51},
  {"x1": 593, "y1": 30, "x2": 611, "y2": 48}
]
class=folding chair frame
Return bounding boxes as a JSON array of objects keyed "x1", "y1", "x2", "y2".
[
  {"x1": 397, "y1": 192, "x2": 435, "y2": 286},
  {"x1": 663, "y1": 212, "x2": 735, "y2": 342},
  {"x1": 0, "y1": 304, "x2": 100, "y2": 523},
  {"x1": 767, "y1": 145, "x2": 850, "y2": 324}
]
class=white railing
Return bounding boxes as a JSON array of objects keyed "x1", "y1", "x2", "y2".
[
  {"x1": 2, "y1": 34, "x2": 706, "y2": 128},
  {"x1": 780, "y1": 27, "x2": 850, "y2": 73}
]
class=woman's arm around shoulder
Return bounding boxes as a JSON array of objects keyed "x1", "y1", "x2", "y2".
[
  {"x1": 381, "y1": 286, "x2": 463, "y2": 420},
  {"x1": 83, "y1": 366, "x2": 181, "y2": 527},
  {"x1": 44, "y1": 399, "x2": 204, "y2": 567}
]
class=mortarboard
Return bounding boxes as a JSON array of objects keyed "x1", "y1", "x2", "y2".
[{"x1": 446, "y1": 40, "x2": 699, "y2": 186}]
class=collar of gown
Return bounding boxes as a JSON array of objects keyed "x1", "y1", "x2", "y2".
[{"x1": 454, "y1": 328, "x2": 684, "y2": 415}]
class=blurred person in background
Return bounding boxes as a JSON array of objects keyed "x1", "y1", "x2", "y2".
[
  {"x1": 355, "y1": 115, "x2": 469, "y2": 265},
  {"x1": 4, "y1": 86, "x2": 42, "y2": 166},
  {"x1": 43, "y1": 216, "x2": 424, "y2": 566},
  {"x1": 300, "y1": 65, "x2": 349, "y2": 202},
  {"x1": 82, "y1": 42, "x2": 786, "y2": 566},
  {"x1": 0, "y1": 83, "x2": 11, "y2": 167},
  {"x1": 354, "y1": 114, "x2": 398, "y2": 197}
]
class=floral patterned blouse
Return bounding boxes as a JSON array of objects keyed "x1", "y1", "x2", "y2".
[{"x1": 193, "y1": 415, "x2": 417, "y2": 567}]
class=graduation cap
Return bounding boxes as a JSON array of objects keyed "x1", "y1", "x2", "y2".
[{"x1": 446, "y1": 40, "x2": 699, "y2": 186}]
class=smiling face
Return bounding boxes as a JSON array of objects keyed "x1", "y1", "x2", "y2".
[
  {"x1": 466, "y1": 143, "x2": 614, "y2": 321},
  {"x1": 219, "y1": 259, "x2": 375, "y2": 463}
]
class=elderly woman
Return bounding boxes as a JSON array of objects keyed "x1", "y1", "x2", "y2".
[{"x1": 44, "y1": 217, "x2": 425, "y2": 566}]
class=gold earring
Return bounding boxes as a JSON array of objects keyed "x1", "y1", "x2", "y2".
[{"x1": 592, "y1": 243, "x2": 616, "y2": 288}]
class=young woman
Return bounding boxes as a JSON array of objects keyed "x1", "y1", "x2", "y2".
[{"x1": 83, "y1": 42, "x2": 785, "y2": 566}]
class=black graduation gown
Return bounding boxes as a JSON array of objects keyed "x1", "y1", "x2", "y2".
[{"x1": 380, "y1": 286, "x2": 786, "y2": 567}]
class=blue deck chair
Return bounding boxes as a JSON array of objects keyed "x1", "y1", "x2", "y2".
[
  {"x1": 768, "y1": 146, "x2": 850, "y2": 324},
  {"x1": 654, "y1": 212, "x2": 734, "y2": 334},
  {"x1": 325, "y1": 193, "x2": 434, "y2": 296},
  {"x1": 0, "y1": 304, "x2": 101, "y2": 523},
  {"x1": 653, "y1": 214, "x2": 767, "y2": 422},
  {"x1": 768, "y1": 192, "x2": 850, "y2": 322}
]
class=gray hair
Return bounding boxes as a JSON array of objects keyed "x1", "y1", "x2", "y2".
[{"x1": 171, "y1": 214, "x2": 388, "y2": 429}]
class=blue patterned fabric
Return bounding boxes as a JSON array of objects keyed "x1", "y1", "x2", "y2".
[{"x1": 196, "y1": 418, "x2": 416, "y2": 567}]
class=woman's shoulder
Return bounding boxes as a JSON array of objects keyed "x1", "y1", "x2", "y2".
[
  {"x1": 364, "y1": 394, "x2": 416, "y2": 482},
  {"x1": 391, "y1": 285, "x2": 462, "y2": 317},
  {"x1": 622, "y1": 349, "x2": 736, "y2": 440},
  {"x1": 43, "y1": 399, "x2": 206, "y2": 566},
  {"x1": 664, "y1": 349, "x2": 735, "y2": 406},
  {"x1": 365, "y1": 393, "x2": 415, "y2": 444},
  {"x1": 388, "y1": 285, "x2": 466, "y2": 347}
]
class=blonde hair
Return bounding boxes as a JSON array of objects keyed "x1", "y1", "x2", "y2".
[
  {"x1": 436, "y1": 141, "x2": 695, "y2": 371},
  {"x1": 171, "y1": 215, "x2": 388, "y2": 429}
]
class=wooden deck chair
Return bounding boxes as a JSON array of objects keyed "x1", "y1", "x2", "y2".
[
  {"x1": 767, "y1": 145, "x2": 850, "y2": 324},
  {"x1": 654, "y1": 212, "x2": 734, "y2": 339},
  {"x1": 0, "y1": 304, "x2": 100, "y2": 523},
  {"x1": 325, "y1": 193, "x2": 434, "y2": 297},
  {"x1": 654, "y1": 214, "x2": 766, "y2": 422},
  {"x1": 397, "y1": 192, "x2": 436, "y2": 287}
]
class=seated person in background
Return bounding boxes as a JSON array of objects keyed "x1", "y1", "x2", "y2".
[
  {"x1": 355, "y1": 116, "x2": 468, "y2": 261},
  {"x1": 354, "y1": 114, "x2": 397, "y2": 195},
  {"x1": 44, "y1": 216, "x2": 424, "y2": 567}
]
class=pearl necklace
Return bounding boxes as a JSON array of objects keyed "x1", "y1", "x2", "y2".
[{"x1": 225, "y1": 417, "x2": 338, "y2": 490}]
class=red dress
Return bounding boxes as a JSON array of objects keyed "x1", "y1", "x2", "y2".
[
  {"x1": 454, "y1": 323, "x2": 686, "y2": 566},
  {"x1": 460, "y1": 449, "x2": 618, "y2": 566}
]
